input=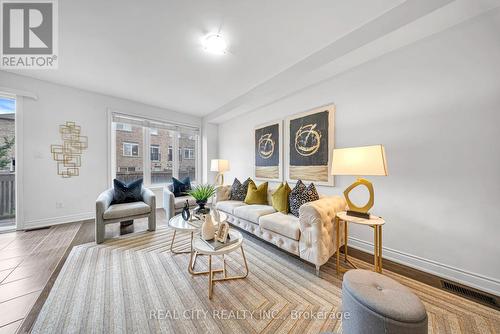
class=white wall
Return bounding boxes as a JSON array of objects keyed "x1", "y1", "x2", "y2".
[
  {"x1": 201, "y1": 119, "x2": 219, "y2": 184},
  {"x1": 218, "y1": 10, "x2": 500, "y2": 294},
  {"x1": 0, "y1": 72, "x2": 201, "y2": 229}
]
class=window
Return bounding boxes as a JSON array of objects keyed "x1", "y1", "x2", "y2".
[
  {"x1": 179, "y1": 132, "x2": 197, "y2": 180},
  {"x1": 150, "y1": 145, "x2": 160, "y2": 161},
  {"x1": 123, "y1": 142, "x2": 139, "y2": 157},
  {"x1": 168, "y1": 146, "x2": 173, "y2": 161},
  {"x1": 111, "y1": 114, "x2": 199, "y2": 185},
  {"x1": 116, "y1": 123, "x2": 132, "y2": 131},
  {"x1": 184, "y1": 148, "x2": 195, "y2": 159}
]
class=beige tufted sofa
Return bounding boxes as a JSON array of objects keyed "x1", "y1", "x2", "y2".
[{"x1": 214, "y1": 185, "x2": 347, "y2": 274}]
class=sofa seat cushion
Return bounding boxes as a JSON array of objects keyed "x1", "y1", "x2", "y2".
[
  {"x1": 216, "y1": 200, "x2": 247, "y2": 214},
  {"x1": 233, "y1": 205, "x2": 276, "y2": 224},
  {"x1": 103, "y1": 201, "x2": 151, "y2": 220},
  {"x1": 174, "y1": 195, "x2": 197, "y2": 209},
  {"x1": 259, "y1": 212, "x2": 300, "y2": 240}
]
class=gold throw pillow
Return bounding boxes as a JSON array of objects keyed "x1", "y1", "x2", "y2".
[
  {"x1": 244, "y1": 181, "x2": 268, "y2": 205},
  {"x1": 271, "y1": 182, "x2": 291, "y2": 213}
]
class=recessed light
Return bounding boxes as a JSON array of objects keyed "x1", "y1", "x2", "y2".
[{"x1": 202, "y1": 34, "x2": 228, "y2": 55}]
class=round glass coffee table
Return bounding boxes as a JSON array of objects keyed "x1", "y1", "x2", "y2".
[
  {"x1": 168, "y1": 210, "x2": 227, "y2": 255},
  {"x1": 188, "y1": 230, "x2": 249, "y2": 299}
]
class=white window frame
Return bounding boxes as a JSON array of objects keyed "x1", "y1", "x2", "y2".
[
  {"x1": 116, "y1": 122, "x2": 132, "y2": 132},
  {"x1": 122, "y1": 142, "x2": 139, "y2": 157},
  {"x1": 108, "y1": 110, "x2": 200, "y2": 188}
]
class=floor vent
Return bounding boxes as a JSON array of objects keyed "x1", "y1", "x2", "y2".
[{"x1": 441, "y1": 280, "x2": 498, "y2": 308}]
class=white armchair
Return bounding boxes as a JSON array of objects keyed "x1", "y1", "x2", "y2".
[
  {"x1": 95, "y1": 187, "x2": 156, "y2": 244},
  {"x1": 163, "y1": 185, "x2": 197, "y2": 221}
]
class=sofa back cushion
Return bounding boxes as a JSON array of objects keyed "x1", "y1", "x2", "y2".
[
  {"x1": 272, "y1": 182, "x2": 291, "y2": 213},
  {"x1": 230, "y1": 178, "x2": 252, "y2": 201},
  {"x1": 244, "y1": 181, "x2": 268, "y2": 205},
  {"x1": 289, "y1": 180, "x2": 319, "y2": 217}
]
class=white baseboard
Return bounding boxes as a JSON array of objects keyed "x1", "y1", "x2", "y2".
[
  {"x1": 348, "y1": 237, "x2": 500, "y2": 296},
  {"x1": 22, "y1": 212, "x2": 95, "y2": 230}
]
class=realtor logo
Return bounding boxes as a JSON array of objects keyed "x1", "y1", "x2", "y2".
[{"x1": 1, "y1": 0, "x2": 58, "y2": 68}]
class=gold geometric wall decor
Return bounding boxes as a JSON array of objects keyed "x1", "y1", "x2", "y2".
[{"x1": 50, "y1": 121, "x2": 88, "y2": 178}]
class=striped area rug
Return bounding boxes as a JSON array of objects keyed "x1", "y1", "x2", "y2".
[{"x1": 32, "y1": 227, "x2": 500, "y2": 333}]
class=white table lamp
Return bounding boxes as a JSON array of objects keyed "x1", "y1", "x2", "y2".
[
  {"x1": 211, "y1": 159, "x2": 230, "y2": 185},
  {"x1": 332, "y1": 145, "x2": 388, "y2": 218}
]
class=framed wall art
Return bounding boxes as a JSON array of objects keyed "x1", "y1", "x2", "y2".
[
  {"x1": 285, "y1": 104, "x2": 335, "y2": 186},
  {"x1": 254, "y1": 120, "x2": 282, "y2": 182}
]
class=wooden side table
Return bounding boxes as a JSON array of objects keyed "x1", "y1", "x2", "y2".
[{"x1": 335, "y1": 211, "x2": 385, "y2": 274}]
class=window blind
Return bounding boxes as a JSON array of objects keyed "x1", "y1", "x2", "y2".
[{"x1": 112, "y1": 113, "x2": 200, "y2": 135}]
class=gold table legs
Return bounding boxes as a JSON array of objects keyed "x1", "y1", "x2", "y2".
[
  {"x1": 374, "y1": 225, "x2": 382, "y2": 273},
  {"x1": 188, "y1": 246, "x2": 249, "y2": 299},
  {"x1": 170, "y1": 230, "x2": 194, "y2": 254},
  {"x1": 335, "y1": 217, "x2": 383, "y2": 274}
]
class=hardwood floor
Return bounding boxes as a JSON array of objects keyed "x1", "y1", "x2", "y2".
[
  {"x1": 0, "y1": 223, "x2": 81, "y2": 333},
  {"x1": 1, "y1": 209, "x2": 499, "y2": 333},
  {"x1": 8, "y1": 210, "x2": 170, "y2": 334}
]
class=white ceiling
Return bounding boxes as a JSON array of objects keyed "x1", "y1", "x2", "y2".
[
  {"x1": 4, "y1": 0, "x2": 404, "y2": 115},
  {"x1": 4, "y1": 0, "x2": 500, "y2": 120}
]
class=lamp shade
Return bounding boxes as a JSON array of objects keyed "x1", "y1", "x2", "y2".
[
  {"x1": 210, "y1": 159, "x2": 230, "y2": 172},
  {"x1": 332, "y1": 145, "x2": 388, "y2": 176}
]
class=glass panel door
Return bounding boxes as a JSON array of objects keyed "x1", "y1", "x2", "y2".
[{"x1": 0, "y1": 96, "x2": 16, "y2": 231}]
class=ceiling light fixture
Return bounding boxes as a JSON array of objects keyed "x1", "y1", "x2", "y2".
[{"x1": 202, "y1": 34, "x2": 228, "y2": 55}]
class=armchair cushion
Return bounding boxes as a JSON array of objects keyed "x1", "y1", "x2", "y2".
[
  {"x1": 112, "y1": 178, "x2": 143, "y2": 204},
  {"x1": 103, "y1": 201, "x2": 151, "y2": 220},
  {"x1": 174, "y1": 195, "x2": 197, "y2": 209}
]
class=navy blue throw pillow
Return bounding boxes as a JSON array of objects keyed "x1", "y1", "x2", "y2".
[
  {"x1": 172, "y1": 177, "x2": 192, "y2": 197},
  {"x1": 112, "y1": 178, "x2": 143, "y2": 204}
]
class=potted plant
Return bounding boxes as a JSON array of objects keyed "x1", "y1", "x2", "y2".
[{"x1": 188, "y1": 184, "x2": 216, "y2": 215}]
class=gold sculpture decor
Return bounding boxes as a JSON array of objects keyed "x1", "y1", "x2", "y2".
[{"x1": 50, "y1": 121, "x2": 88, "y2": 178}]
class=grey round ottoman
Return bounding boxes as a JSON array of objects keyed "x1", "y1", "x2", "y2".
[{"x1": 342, "y1": 269, "x2": 428, "y2": 334}]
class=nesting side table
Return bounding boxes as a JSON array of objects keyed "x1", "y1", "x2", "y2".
[{"x1": 335, "y1": 211, "x2": 385, "y2": 274}]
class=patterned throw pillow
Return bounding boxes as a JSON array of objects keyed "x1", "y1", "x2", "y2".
[
  {"x1": 230, "y1": 178, "x2": 252, "y2": 201},
  {"x1": 289, "y1": 180, "x2": 319, "y2": 217}
]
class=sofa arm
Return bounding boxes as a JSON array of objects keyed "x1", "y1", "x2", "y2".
[
  {"x1": 163, "y1": 186, "x2": 176, "y2": 221},
  {"x1": 298, "y1": 195, "x2": 347, "y2": 267},
  {"x1": 214, "y1": 185, "x2": 231, "y2": 203},
  {"x1": 96, "y1": 188, "x2": 114, "y2": 219},
  {"x1": 142, "y1": 187, "x2": 156, "y2": 209}
]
